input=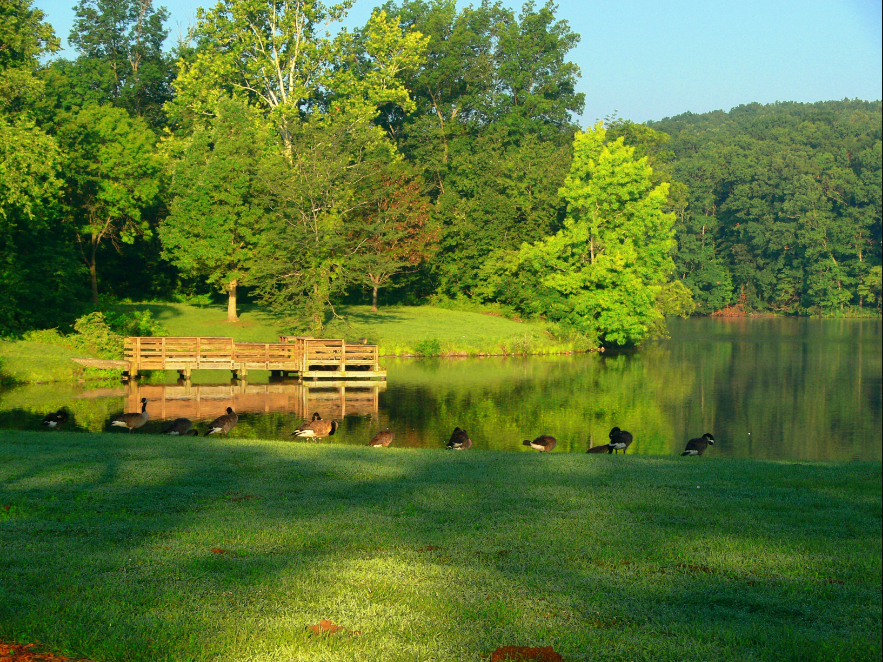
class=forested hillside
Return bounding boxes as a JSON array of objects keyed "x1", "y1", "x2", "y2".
[
  {"x1": 1, "y1": 0, "x2": 880, "y2": 346},
  {"x1": 650, "y1": 101, "x2": 882, "y2": 314}
]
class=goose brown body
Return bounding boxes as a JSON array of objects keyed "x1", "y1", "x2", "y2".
[
  {"x1": 681, "y1": 433, "x2": 715, "y2": 456},
  {"x1": 162, "y1": 418, "x2": 195, "y2": 435},
  {"x1": 368, "y1": 429, "x2": 395, "y2": 447},
  {"x1": 110, "y1": 398, "x2": 149, "y2": 433},
  {"x1": 523, "y1": 435, "x2": 557, "y2": 452},
  {"x1": 446, "y1": 427, "x2": 472, "y2": 450},
  {"x1": 206, "y1": 408, "x2": 238, "y2": 436},
  {"x1": 292, "y1": 419, "x2": 339, "y2": 438}
]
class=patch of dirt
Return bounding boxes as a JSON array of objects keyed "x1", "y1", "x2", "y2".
[
  {"x1": 490, "y1": 645, "x2": 563, "y2": 661},
  {"x1": 418, "y1": 545, "x2": 441, "y2": 552},
  {"x1": 210, "y1": 548, "x2": 227, "y2": 554},
  {"x1": 0, "y1": 641, "x2": 96, "y2": 662}
]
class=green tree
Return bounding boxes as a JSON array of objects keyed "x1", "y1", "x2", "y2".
[
  {"x1": 160, "y1": 97, "x2": 272, "y2": 322},
  {"x1": 0, "y1": 0, "x2": 59, "y2": 113},
  {"x1": 174, "y1": 0, "x2": 426, "y2": 147},
  {"x1": 57, "y1": 103, "x2": 163, "y2": 304},
  {"x1": 64, "y1": 0, "x2": 171, "y2": 125},
  {"x1": 481, "y1": 123, "x2": 680, "y2": 345},
  {"x1": 348, "y1": 169, "x2": 438, "y2": 310},
  {"x1": 249, "y1": 116, "x2": 405, "y2": 331}
]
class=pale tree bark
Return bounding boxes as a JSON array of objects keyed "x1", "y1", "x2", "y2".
[{"x1": 227, "y1": 279, "x2": 240, "y2": 322}]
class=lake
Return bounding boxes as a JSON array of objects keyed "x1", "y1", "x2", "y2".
[{"x1": 1, "y1": 317, "x2": 880, "y2": 461}]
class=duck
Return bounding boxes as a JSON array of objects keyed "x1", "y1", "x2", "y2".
[
  {"x1": 42, "y1": 408, "x2": 69, "y2": 428},
  {"x1": 446, "y1": 427, "x2": 472, "y2": 450},
  {"x1": 291, "y1": 418, "x2": 339, "y2": 438},
  {"x1": 110, "y1": 398, "x2": 149, "y2": 433},
  {"x1": 681, "y1": 433, "x2": 715, "y2": 456},
  {"x1": 162, "y1": 418, "x2": 197, "y2": 436},
  {"x1": 523, "y1": 435, "x2": 557, "y2": 452},
  {"x1": 206, "y1": 407, "x2": 238, "y2": 436},
  {"x1": 368, "y1": 429, "x2": 395, "y2": 447}
]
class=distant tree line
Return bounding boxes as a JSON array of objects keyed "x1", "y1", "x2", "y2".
[{"x1": 0, "y1": 0, "x2": 880, "y2": 346}]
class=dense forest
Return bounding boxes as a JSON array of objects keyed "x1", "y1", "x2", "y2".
[{"x1": 1, "y1": 0, "x2": 880, "y2": 345}]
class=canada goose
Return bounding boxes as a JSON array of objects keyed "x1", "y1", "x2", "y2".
[
  {"x1": 206, "y1": 407, "x2": 238, "y2": 436},
  {"x1": 162, "y1": 418, "x2": 196, "y2": 436},
  {"x1": 310, "y1": 412, "x2": 322, "y2": 421},
  {"x1": 291, "y1": 419, "x2": 339, "y2": 438},
  {"x1": 42, "y1": 408, "x2": 69, "y2": 428},
  {"x1": 607, "y1": 427, "x2": 633, "y2": 454},
  {"x1": 681, "y1": 433, "x2": 715, "y2": 456},
  {"x1": 110, "y1": 398, "x2": 149, "y2": 433},
  {"x1": 523, "y1": 435, "x2": 557, "y2": 452},
  {"x1": 446, "y1": 427, "x2": 472, "y2": 450},
  {"x1": 368, "y1": 429, "x2": 395, "y2": 447}
]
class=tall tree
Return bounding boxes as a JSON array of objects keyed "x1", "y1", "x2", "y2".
[
  {"x1": 479, "y1": 123, "x2": 681, "y2": 345},
  {"x1": 348, "y1": 168, "x2": 437, "y2": 310},
  {"x1": 375, "y1": 0, "x2": 584, "y2": 297},
  {"x1": 57, "y1": 103, "x2": 163, "y2": 304},
  {"x1": 173, "y1": 0, "x2": 426, "y2": 147},
  {"x1": 160, "y1": 97, "x2": 272, "y2": 322},
  {"x1": 59, "y1": 0, "x2": 172, "y2": 127},
  {"x1": 249, "y1": 116, "x2": 406, "y2": 332},
  {"x1": 0, "y1": 1, "x2": 86, "y2": 333}
]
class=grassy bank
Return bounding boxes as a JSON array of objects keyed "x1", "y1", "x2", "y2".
[
  {"x1": 112, "y1": 302, "x2": 591, "y2": 356},
  {"x1": 1, "y1": 430, "x2": 879, "y2": 662},
  {"x1": 0, "y1": 341, "x2": 94, "y2": 385}
]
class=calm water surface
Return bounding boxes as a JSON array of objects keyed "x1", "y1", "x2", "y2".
[{"x1": 1, "y1": 318, "x2": 880, "y2": 461}]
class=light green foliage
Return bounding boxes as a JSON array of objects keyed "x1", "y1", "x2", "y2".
[
  {"x1": 57, "y1": 103, "x2": 163, "y2": 303},
  {"x1": 485, "y1": 123, "x2": 679, "y2": 346},
  {"x1": 0, "y1": 431, "x2": 879, "y2": 661},
  {"x1": 174, "y1": 0, "x2": 426, "y2": 139},
  {"x1": 0, "y1": 0, "x2": 59, "y2": 112}
]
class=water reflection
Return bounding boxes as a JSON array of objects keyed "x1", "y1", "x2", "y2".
[{"x1": 0, "y1": 318, "x2": 879, "y2": 461}]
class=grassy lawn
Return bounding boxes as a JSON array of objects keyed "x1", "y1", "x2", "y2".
[
  {"x1": 1, "y1": 430, "x2": 879, "y2": 662},
  {"x1": 113, "y1": 302, "x2": 587, "y2": 356}
]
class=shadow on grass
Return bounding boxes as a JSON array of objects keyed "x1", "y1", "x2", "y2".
[{"x1": 0, "y1": 430, "x2": 880, "y2": 661}]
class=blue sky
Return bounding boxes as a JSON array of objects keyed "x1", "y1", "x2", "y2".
[{"x1": 33, "y1": 0, "x2": 883, "y2": 126}]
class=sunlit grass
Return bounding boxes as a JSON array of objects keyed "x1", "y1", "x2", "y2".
[
  {"x1": 1, "y1": 430, "x2": 879, "y2": 661},
  {"x1": 0, "y1": 341, "x2": 92, "y2": 385},
  {"x1": 112, "y1": 302, "x2": 589, "y2": 356}
]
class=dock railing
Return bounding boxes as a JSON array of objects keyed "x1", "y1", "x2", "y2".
[{"x1": 125, "y1": 336, "x2": 384, "y2": 379}]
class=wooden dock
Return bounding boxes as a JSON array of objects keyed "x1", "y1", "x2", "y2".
[
  {"x1": 118, "y1": 380, "x2": 384, "y2": 422},
  {"x1": 124, "y1": 336, "x2": 386, "y2": 380}
]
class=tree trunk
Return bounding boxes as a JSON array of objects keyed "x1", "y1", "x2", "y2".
[
  {"x1": 372, "y1": 286, "x2": 379, "y2": 312},
  {"x1": 227, "y1": 279, "x2": 239, "y2": 322},
  {"x1": 89, "y1": 233, "x2": 99, "y2": 305}
]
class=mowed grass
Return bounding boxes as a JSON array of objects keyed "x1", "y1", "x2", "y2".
[
  {"x1": 1, "y1": 430, "x2": 879, "y2": 662},
  {"x1": 113, "y1": 302, "x2": 585, "y2": 356},
  {"x1": 0, "y1": 341, "x2": 92, "y2": 385}
]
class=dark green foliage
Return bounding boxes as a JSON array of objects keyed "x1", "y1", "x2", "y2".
[
  {"x1": 650, "y1": 100, "x2": 883, "y2": 314},
  {"x1": 375, "y1": 0, "x2": 584, "y2": 296}
]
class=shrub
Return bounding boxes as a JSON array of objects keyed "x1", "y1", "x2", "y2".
[
  {"x1": 71, "y1": 312, "x2": 124, "y2": 359},
  {"x1": 415, "y1": 337, "x2": 441, "y2": 357}
]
